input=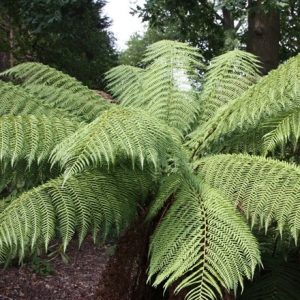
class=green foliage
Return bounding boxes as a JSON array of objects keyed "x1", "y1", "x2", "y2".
[
  {"x1": 0, "y1": 168, "x2": 153, "y2": 262},
  {"x1": 1, "y1": 62, "x2": 111, "y2": 121},
  {"x1": 199, "y1": 50, "x2": 261, "y2": 124},
  {"x1": 30, "y1": 256, "x2": 54, "y2": 276},
  {"x1": 188, "y1": 53, "x2": 300, "y2": 156},
  {"x1": 146, "y1": 172, "x2": 182, "y2": 221},
  {"x1": 196, "y1": 154, "x2": 300, "y2": 239},
  {"x1": 119, "y1": 27, "x2": 182, "y2": 67},
  {"x1": 107, "y1": 40, "x2": 204, "y2": 135},
  {"x1": 137, "y1": 0, "x2": 300, "y2": 62},
  {"x1": 0, "y1": 115, "x2": 80, "y2": 166},
  {"x1": 239, "y1": 257, "x2": 300, "y2": 300},
  {"x1": 0, "y1": 81, "x2": 74, "y2": 119},
  {"x1": 106, "y1": 65, "x2": 145, "y2": 107},
  {"x1": 135, "y1": 0, "x2": 225, "y2": 60},
  {"x1": 51, "y1": 106, "x2": 180, "y2": 178},
  {"x1": 262, "y1": 108, "x2": 300, "y2": 155},
  {"x1": 0, "y1": 0, "x2": 117, "y2": 88},
  {"x1": 149, "y1": 177, "x2": 260, "y2": 299}
]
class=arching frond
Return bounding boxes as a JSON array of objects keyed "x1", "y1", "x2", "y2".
[
  {"x1": 142, "y1": 40, "x2": 204, "y2": 135},
  {"x1": 0, "y1": 115, "x2": 80, "y2": 166},
  {"x1": 196, "y1": 154, "x2": 300, "y2": 239},
  {"x1": 206, "y1": 127, "x2": 267, "y2": 155},
  {"x1": 1, "y1": 63, "x2": 111, "y2": 121},
  {"x1": 51, "y1": 106, "x2": 181, "y2": 178},
  {"x1": 148, "y1": 177, "x2": 260, "y2": 300},
  {"x1": 105, "y1": 65, "x2": 146, "y2": 107},
  {"x1": 0, "y1": 168, "x2": 154, "y2": 262},
  {"x1": 23, "y1": 84, "x2": 110, "y2": 122},
  {"x1": 262, "y1": 108, "x2": 300, "y2": 155},
  {"x1": 0, "y1": 81, "x2": 76, "y2": 119},
  {"x1": 199, "y1": 50, "x2": 261, "y2": 124},
  {"x1": 188, "y1": 54, "x2": 300, "y2": 156}
]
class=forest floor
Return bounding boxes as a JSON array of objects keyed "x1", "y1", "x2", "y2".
[{"x1": 0, "y1": 236, "x2": 111, "y2": 300}]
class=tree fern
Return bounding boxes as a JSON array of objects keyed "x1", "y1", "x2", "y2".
[
  {"x1": 148, "y1": 177, "x2": 260, "y2": 300},
  {"x1": 1, "y1": 41, "x2": 300, "y2": 300},
  {"x1": 188, "y1": 54, "x2": 300, "y2": 156},
  {"x1": 199, "y1": 50, "x2": 261, "y2": 124},
  {"x1": 51, "y1": 106, "x2": 181, "y2": 178},
  {"x1": 196, "y1": 154, "x2": 300, "y2": 239}
]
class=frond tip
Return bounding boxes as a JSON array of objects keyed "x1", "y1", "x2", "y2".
[
  {"x1": 148, "y1": 177, "x2": 260, "y2": 300},
  {"x1": 199, "y1": 50, "x2": 261, "y2": 124}
]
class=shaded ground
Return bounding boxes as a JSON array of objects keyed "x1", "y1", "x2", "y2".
[{"x1": 0, "y1": 236, "x2": 110, "y2": 300}]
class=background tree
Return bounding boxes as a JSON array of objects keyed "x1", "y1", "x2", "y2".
[
  {"x1": 0, "y1": 0, "x2": 117, "y2": 89},
  {"x1": 119, "y1": 26, "x2": 179, "y2": 66},
  {"x1": 136, "y1": 0, "x2": 299, "y2": 74}
]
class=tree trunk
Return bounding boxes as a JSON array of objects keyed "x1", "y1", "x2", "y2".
[
  {"x1": 95, "y1": 214, "x2": 165, "y2": 300},
  {"x1": 247, "y1": 0, "x2": 280, "y2": 74},
  {"x1": 0, "y1": 52, "x2": 9, "y2": 72}
]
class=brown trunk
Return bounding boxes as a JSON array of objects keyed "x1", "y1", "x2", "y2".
[
  {"x1": 0, "y1": 52, "x2": 9, "y2": 71},
  {"x1": 95, "y1": 214, "x2": 165, "y2": 300},
  {"x1": 247, "y1": 0, "x2": 280, "y2": 74},
  {"x1": 222, "y1": 8, "x2": 234, "y2": 31},
  {"x1": 223, "y1": 291, "x2": 235, "y2": 300}
]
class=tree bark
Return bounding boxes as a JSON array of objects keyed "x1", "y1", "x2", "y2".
[
  {"x1": 247, "y1": 0, "x2": 280, "y2": 74},
  {"x1": 0, "y1": 52, "x2": 9, "y2": 72},
  {"x1": 95, "y1": 214, "x2": 165, "y2": 300}
]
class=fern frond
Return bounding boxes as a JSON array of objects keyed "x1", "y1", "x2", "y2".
[
  {"x1": 1, "y1": 63, "x2": 111, "y2": 121},
  {"x1": 0, "y1": 115, "x2": 80, "y2": 166},
  {"x1": 188, "y1": 54, "x2": 300, "y2": 156},
  {"x1": 262, "y1": 108, "x2": 300, "y2": 155},
  {"x1": 148, "y1": 177, "x2": 260, "y2": 300},
  {"x1": 0, "y1": 81, "x2": 77, "y2": 119},
  {"x1": 143, "y1": 40, "x2": 203, "y2": 65},
  {"x1": 0, "y1": 168, "x2": 154, "y2": 261},
  {"x1": 51, "y1": 106, "x2": 181, "y2": 178},
  {"x1": 207, "y1": 127, "x2": 267, "y2": 155},
  {"x1": 199, "y1": 50, "x2": 261, "y2": 124},
  {"x1": 142, "y1": 40, "x2": 204, "y2": 135},
  {"x1": 196, "y1": 154, "x2": 300, "y2": 239},
  {"x1": 146, "y1": 172, "x2": 183, "y2": 221},
  {"x1": 105, "y1": 65, "x2": 146, "y2": 107},
  {"x1": 23, "y1": 84, "x2": 110, "y2": 122}
]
